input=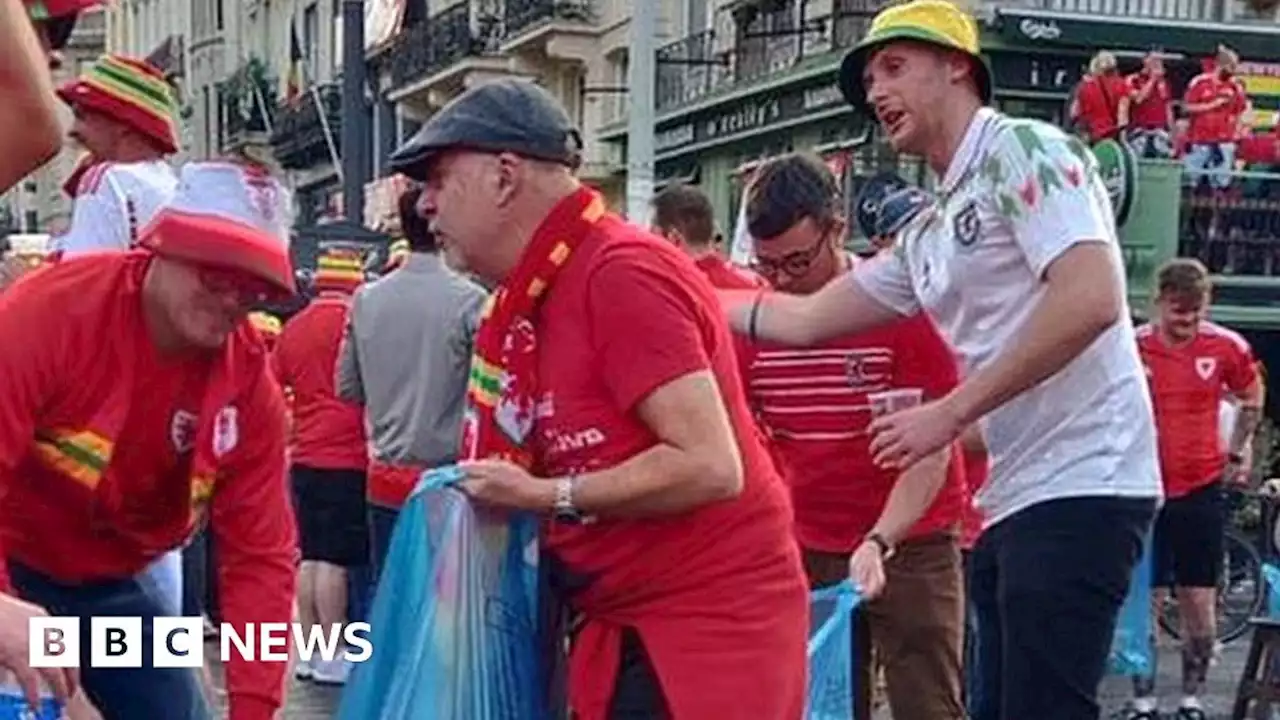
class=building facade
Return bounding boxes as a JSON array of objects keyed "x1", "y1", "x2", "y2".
[{"x1": 601, "y1": 0, "x2": 1280, "y2": 244}]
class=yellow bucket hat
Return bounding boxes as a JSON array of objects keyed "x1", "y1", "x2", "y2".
[{"x1": 838, "y1": 0, "x2": 992, "y2": 113}]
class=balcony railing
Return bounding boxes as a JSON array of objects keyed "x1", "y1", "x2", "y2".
[
  {"x1": 218, "y1": 60, "x2": 275, "y2": 152},
  {"x1": 1179, "y1": 170, "x2": 1280, "y2": 277},
  {"x1": 656, "y1": 0, "x2": 889, "y2": 114},
  {"x1": 269, "y1": 84, "x2": 342, "y2": 170},
  {"x1": 504, "y1": 0, "x2": 593, "y2": 39},
  {"x1": 388, "y1": 1, "x2": 494, "y2": 91}
]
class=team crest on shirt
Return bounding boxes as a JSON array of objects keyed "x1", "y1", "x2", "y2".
[
  {"x1": 170, "y1": 410, "x2": 198, "y2": 454},
  {"x1": 213, "y1": 406, "x2": 239, "y2": 457},
  {"x1": 953, "y1": 201, "x2": 980, "y2": 247},
  {"x1": 846, "y1": 355, "x2": 869, "y2": 386},
  {"x1": 1195, "y1": 357, "x2": 1217, "y2": 381}
]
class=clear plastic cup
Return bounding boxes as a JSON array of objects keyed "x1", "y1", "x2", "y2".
[{"x1": 867, "y1": 388, "x2": 924, "y2": 418}]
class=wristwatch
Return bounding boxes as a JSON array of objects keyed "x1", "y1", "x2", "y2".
[
  {"x1": 866, "y1": 532, "x2": 895, "y2": 561},
  {"x1": 554, "y1": 475, "x2": 583, "y2": 523}
]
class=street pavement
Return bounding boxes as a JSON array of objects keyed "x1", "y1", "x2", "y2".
[{"x1": 206, "y1": 634, "x2": 1255, "y2": 719}]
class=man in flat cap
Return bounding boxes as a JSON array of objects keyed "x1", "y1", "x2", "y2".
[
  {"x1": 720, "y1": 1, "x2": 1161, "y2": 718},
  {"x1": 388, "y1": 78, "x2": 808, "y2": 719}
]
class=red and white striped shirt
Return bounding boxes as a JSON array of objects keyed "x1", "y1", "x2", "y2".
[{"x1": 745, "y1": 312, "x2": 966, "y2": 553}]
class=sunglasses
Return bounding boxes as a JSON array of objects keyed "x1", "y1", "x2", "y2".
[{"x1": 196, "y1": 265, "x2": 278, "y2": 306}]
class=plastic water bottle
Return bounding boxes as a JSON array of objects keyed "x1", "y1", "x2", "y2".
[{"x1": 0, "y1": 673, "x2": 62, "y2": 720}]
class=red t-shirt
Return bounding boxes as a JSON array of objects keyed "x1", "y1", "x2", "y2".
[
  {"x1": 1075, "y1": 73, "x2": 1131, "y2": 142},
  {"x1": 693, "y1": 253, "x2": 767, "y2": 290},
  {"x1": 1126, "y1": 72, "x2": 1172, "y2": 130},
  {"x1": 1137, "y1": 321, "x2": 1259, "y2": 498},
  {"x1": 1239, "y1": 132, "x2": 1280, "y2": 165},
  {"x1": 534, "y1": 211, "x2": 806, "y2": 719},
  {"x1": 1184, "y1": 72, "x2": 1248, "y2": 145},
  {"x1": 273, "y1": 294, "x2": 367, "y2": 470},
  {"x1": 747, "y1": 309, "x2": 966, "y2": 553},
  {"x1": 0, "y1": 252, "x2": 296, "y2": 720}
]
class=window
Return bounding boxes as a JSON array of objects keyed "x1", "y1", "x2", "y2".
[
  {"x1": 302, "y1": 2, "x2": 320, "y2": 75},
  {"x1": 23, "y1": 180, "x2": 37, "y2": 194},
  {"x1": 684, "y1": 0, "x2": 709, "y2": 34},
  {"x1": 24, "y1": 211, "x2": 38, "y2": 232},
  {"x1": 214, "y1": 0, "x2": 223, "y2": 31}
]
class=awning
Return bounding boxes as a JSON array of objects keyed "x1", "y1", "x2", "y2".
[{"x1": 365, "y1": 0, "x2": 406, "y2": 53}]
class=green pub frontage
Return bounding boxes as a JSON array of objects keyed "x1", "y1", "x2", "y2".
[{"x1": 601, "y1": 7, "x2": 1280, "y2": 414}]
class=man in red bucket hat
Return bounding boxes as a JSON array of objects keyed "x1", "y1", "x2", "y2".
[
  {"x1": 53, "y1": 54, "x2": 180, "y2": 255},
  {"x1": 0, "y1": 161, "x2": 300, "y2": 720}
]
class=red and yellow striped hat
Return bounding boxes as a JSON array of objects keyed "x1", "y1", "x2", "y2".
[
  {"x1": 314, "y1": 247, "x2": 365, "y2": 292},
  {"x1": 57, "y1": 54, "x2": 179, "y2": 154},
  {"x1": 383, "y1": 238, "x2": 411, "y2": 272}
]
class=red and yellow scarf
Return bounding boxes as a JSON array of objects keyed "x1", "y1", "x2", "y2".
[{"x1": 460, "y1": 188, "x2": 606, "y2": 465}]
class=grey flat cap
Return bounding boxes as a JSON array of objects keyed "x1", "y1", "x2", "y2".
[{"x1": 388, "y1": 78, "x2": 583, "y2": 181}]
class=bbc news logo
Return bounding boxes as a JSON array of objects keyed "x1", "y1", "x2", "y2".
[{"x1": 28, "y1": 618, "x2": 373, "y2": 668}]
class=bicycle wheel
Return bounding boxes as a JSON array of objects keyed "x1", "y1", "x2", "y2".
[{"x1": 1157, "y1": 528, "x2": 1263, "y2": 643}]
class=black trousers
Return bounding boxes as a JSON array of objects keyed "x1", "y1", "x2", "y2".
[
  {"x1": 607, "y1": 629, "x2": 670, "y2": 719},
  {"x1": 968, "y1": 495, "x2": 1156, "y2": 720}
]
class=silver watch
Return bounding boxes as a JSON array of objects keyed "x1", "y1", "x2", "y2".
[{"x1": 554, "y1": 476, "x2": 582, "y2": 522}]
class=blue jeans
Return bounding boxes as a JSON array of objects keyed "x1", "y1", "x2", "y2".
[
  {"x1": 10, "y1": 561, "x2": 212, "y2": 720},
  {"x1": 963, "y1": 550, "x2": 983, "y2": 713},
  {"x1": 968, "y1": 496, "x2": 1156, "y2": 720}
]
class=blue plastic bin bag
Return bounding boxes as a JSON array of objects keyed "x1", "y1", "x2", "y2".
[
  {"x1": 1108, "y1": 533, "x2": 1155, "y2": 677},
  {"x1": 337, "y1": 466, "x2": 547, "y2": 720},
  {"x1": 1262, "y1": 562, "x2": 1280, "y2": 618},
  {"x1": 807, "y1": 580, "x2": 862, "y2": 720}
]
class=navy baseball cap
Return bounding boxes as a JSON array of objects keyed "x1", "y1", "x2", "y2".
[
  {"x1": 853, "y1": 172, "x2": 935, "y2": 240},
  {"x1": 388, "y1": 78, "x2": 583, "y2": 181}
]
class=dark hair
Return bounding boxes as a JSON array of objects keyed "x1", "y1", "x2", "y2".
[
  {"x1": 745, "y1": 152, "x2": 842, "y2": 240},
  {"x1": 650, "y1": 184, "x2": 715, "y2": 247},
  {"x1": 398, "y1": 182, "x2": 437, "y2": 253},
  {"x1": 1156, "y1": 257, "x2": 1210, "y2": 299}
]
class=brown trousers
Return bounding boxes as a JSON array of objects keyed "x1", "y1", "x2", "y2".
[{"x1": 804, "y1": 533, "x2": 966, "y2": 720}]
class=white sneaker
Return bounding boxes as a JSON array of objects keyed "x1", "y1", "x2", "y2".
[
  {"x1": 293, "y1": 658, "x2": 313, "y2": 681},
  {"x1": 310, "y1": 657, "x2": 349, "y2": 685}
]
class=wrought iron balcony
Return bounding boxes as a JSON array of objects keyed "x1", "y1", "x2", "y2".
[
  {"x1": 655, "y1": 0, "x2": 888, "y2": 114},
  {"x1": 269, "y1": 83, "x2": 343, "y2": 171},
  {"x1": 504, "y1": 0, "x2": 594, "y2": 39},
  {"x1": 387, "y1": 1, "x2": 494, "y2": 92},
  {"x1": 219, "y1": 59, "x2": 275, "y2": 151}
]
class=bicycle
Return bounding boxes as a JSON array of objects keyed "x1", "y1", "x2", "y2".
[{"x1": 1156, "y1": 486, "x2": 1268, "y2": 645}]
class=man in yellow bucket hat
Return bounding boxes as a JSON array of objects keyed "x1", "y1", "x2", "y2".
[{"x1": 721, "y1": 1, "x2": 1161, "y2": 718}]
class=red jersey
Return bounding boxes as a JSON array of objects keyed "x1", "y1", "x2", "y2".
[
  {"x1": 693, "y1": 253, "x2": 767, "y2": 290},
  {"x1": 273, "y1": 294, "x2": 367, "y2": 470},
  {"x1": 1074, "y1": 73, "x2": 1130, "y2": 142},
  {"x1": 747, "y1": 310, "x2": 965, "y2": 553},
  {"x1": 1137, "y1": 321, "x2": 1259, "y2": 498},
  {"x1": 535, "y1": 215, "x2": 806, "y2": 719},
  {"x1": 1126, "y1": 71, "x2": 1172, "y2": 130},
  {"x1": 0, "y1": 252, "x2": 296, "y2": 720},
  {"x1": 1184, "y1": 72, "x2": 1248, "y2": 145}
]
